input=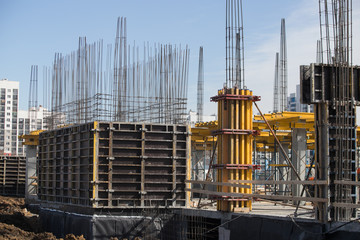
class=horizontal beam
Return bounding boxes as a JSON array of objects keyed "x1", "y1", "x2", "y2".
[
  {"x1": 185, "y1": 188, "x2": 328, "y2": 203},
  {"x1": 334, "y1": 180, "x2": 360, "y2": 186},
  {"x1": 185, "y1": 180, "x2": 250, "y2": 189},
  {"x1": 228, "y1": 179, "x2": 328, "y2": 185},
  {"x1": 332, "y1": 202, "x2": 360, "y2": 209}
]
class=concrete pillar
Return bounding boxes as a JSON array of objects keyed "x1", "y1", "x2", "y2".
[
  {"x1": 291, "y1": 128, "x2": 307, "y2": 205},
  {"x1": 278, "y1": 143, "x2": 289, "y2": 196},
  {"x1": 25, "y1": 145, "x2": 37, "y2": 203}
]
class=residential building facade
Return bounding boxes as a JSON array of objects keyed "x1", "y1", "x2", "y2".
[
  {"x1": 0, "y1": 79, "x2": 19, "y2": 155},
  {"x1": 17, "y1": 106, "x2": 50, "y2": 155},
  {"x1": 0, "y1": 78, "x2": 51, "y2": 156}
]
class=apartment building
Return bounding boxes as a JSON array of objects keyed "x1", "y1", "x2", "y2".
[
  {"x1": 17, "y1": 106, "x2": 50, "y2": 155},
  {"x1": 0, "y1": 79, "x2": 19, "y2": 155}
]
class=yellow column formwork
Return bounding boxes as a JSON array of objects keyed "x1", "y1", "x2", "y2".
[
  {"x1": 92, "y1": 121, "x2": 98, "y2": 208},
  {"x1": 211, "y1": 87, "x2": 260, "y2": 212}
]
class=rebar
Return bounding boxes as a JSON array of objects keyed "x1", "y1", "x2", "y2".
[
  {"x1": 273, "y1": 52, "x2": 279, "y2": 112},
  {"x1": 279, "y1": 19, "x2": 288, "y2": 112},
  {"x1": 197, "y1": 46, "x2": 204, "y2": 123},
  {"x1": 28, "y1": 65, "x2": 38, "y2": 132},
  {"x1": 318, "y1": 0, "x2": 355, "y2": 221},
  {"x1": 225, "y1": 0, "x2": 245, "y2": 88},
  {"x1": 44, "y1": 17, "x2": 190, "y2": 129}
]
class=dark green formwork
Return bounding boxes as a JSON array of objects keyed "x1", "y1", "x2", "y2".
[
  {"x1": 38, "y1": 121, "x2": 191, "y2": 211},
  {"x1": 0, "y1": 155, "x2": 26, "y2": 196}
]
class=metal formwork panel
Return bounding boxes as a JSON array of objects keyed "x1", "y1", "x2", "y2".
[
  {"x1": 300, "y1": 64, "x2": 360, "y2": 105},
  {"x1": 38, "y1": 121, "x2": 190, "y2": 209},
  {"x1": 211, "y1": 88, "x2": 259, "y2": 212},
  {"x1": 0, "y1": 155, "x2": 26, "y2": 196}
]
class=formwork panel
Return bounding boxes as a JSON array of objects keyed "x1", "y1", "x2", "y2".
[
  {"x1": 0, "y1": 155, "x2": 26, "y2": 196},
  {"x1": 38, "y1": 121, "x2": 190, "y2": 210}
]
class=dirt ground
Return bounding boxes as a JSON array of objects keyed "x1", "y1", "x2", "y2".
[{"x1": 0, "y1": 195, "x2": 86, "y2": 240}]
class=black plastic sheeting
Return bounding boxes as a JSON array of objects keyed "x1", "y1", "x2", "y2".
[
  {"x1": 228, "y1": 214, "x2": 360, "y2": 240},
  {"x1": 39, "y1": 208, "x2": 187, "y2": 240},
  {"x1": 39, "y1": 209, "x2": 92, "y2": 238},
  {"x1": 39, "y1": 207, "x2": 360, "y2": 240}
]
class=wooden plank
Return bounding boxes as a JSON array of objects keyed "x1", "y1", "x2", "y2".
[
  {"x1": 108, "y1": 123, "x2": 114, "y2": 207},
  {"x1": 185, "y1": 188, "x2": 328, "y2": 203},
  {"x1": 332, "y1": 202, "x2": 360, "y2": 209},
  {"x1": 334, "y1": 180, "x2": 360, "y2": 186},
  {"x1": 172, "y1": 125, "x2": 177, "y2": 207},
  {"x1": 227, "y1": 179, "x2": 328, "y2": 185},
  {"x1": 185, "y1": 180, "x2": 250, "y2": 189},
  {"x1": 140, "y1": 123, "x2": 146, "y2": 207}
]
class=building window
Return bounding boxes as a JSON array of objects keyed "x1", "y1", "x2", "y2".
[
  {"x1": 6, "y1": 113, "x2": 10, "y2": 116},
  {"x1": 7, "y1": 89, "x2": 11, "y2": 92},
  {"x1": 6, "y1": 118, "x2": 10, "y2": 122},
  {"x1": 7, "y1": 101, "x2": 10, "y2": 104},
  {"x1": 6, "y1": 124, "x2": 10, "y2": 127},
  {"x1": 7, "y1": 95, "x2": 11, "y2": 98}
]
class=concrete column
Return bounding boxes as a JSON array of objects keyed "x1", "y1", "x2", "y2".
[
  {"x1": 278, "y1": 143, "x2": 289, "y2": 196},
  {"x1": 291, "y1": 128, "x2": 307, "y2": 205},
  {"x1": 25, "y1": 145, "x2": 37, "y2": 203}
]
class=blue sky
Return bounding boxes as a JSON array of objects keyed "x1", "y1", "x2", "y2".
[{"x1": 1, "y1": 0, "x2": 359, "y2": 116}]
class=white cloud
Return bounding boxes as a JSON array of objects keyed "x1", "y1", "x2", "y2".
[{"x1": 243, "y1": 0, "x2": 319, "y2": 114}]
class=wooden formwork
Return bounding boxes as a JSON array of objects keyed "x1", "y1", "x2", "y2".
[
  {"x1": 38, "y1": 121, "x2": 191, "y2": 209},
  {"x1": 0, "y1": 155, "x2": 26, "y2": 196}
]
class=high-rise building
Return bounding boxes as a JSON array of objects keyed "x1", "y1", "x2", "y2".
[
  {"x1": 0, "y1": 78, "x2": 52, "y2": 156},
  {"x1": 287, "y1": 84, "x2": 313, "y2": 113},
  {"x1": 17, "y1": 106, "x2": 51, "y2": 155},
  {"x1": 0, "y1": 79, "x2": 19, "y2": 156}
]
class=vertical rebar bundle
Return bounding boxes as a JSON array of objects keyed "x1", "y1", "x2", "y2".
[
  {"x1": 28, "y1": 65, "x2": 38, "y2": 132},
  {"x1": 213, "y1": 0, "x2": 259, "y2": 212},
  {"x1": 279, "y1": 19, "x2": 288, "y2": 112},
  {"x1": 44, "y1": 17, "x2": 189, "y2": 129},
  {"x1": 317, "y1": 0, "x2": 354, "y2": 221},
  {"x1": 197, "y1": 46, "x2": 204, "y2": 123},
  {"x1": 225, "y1": 0, "x2": 245, "y2": 88},
  {"x1": 316, "y1": 40, "x2": 323, "y2": 64},
  {"x1": 273, "y1": 52, "x2": 279, "y2": 113}
]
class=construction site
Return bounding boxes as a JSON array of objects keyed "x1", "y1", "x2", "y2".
[{"x1": 2, "y1": 0, "x2": 360, "y2": 239}]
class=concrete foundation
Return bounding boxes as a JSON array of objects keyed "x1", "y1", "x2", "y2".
[{"x1": 38, "y1": 206, "x2": 360, "y2": 240}]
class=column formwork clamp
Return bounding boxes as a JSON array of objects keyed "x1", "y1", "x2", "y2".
[{"x1": 213, "y1": 87, "x2": 260, "y2": 212}]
